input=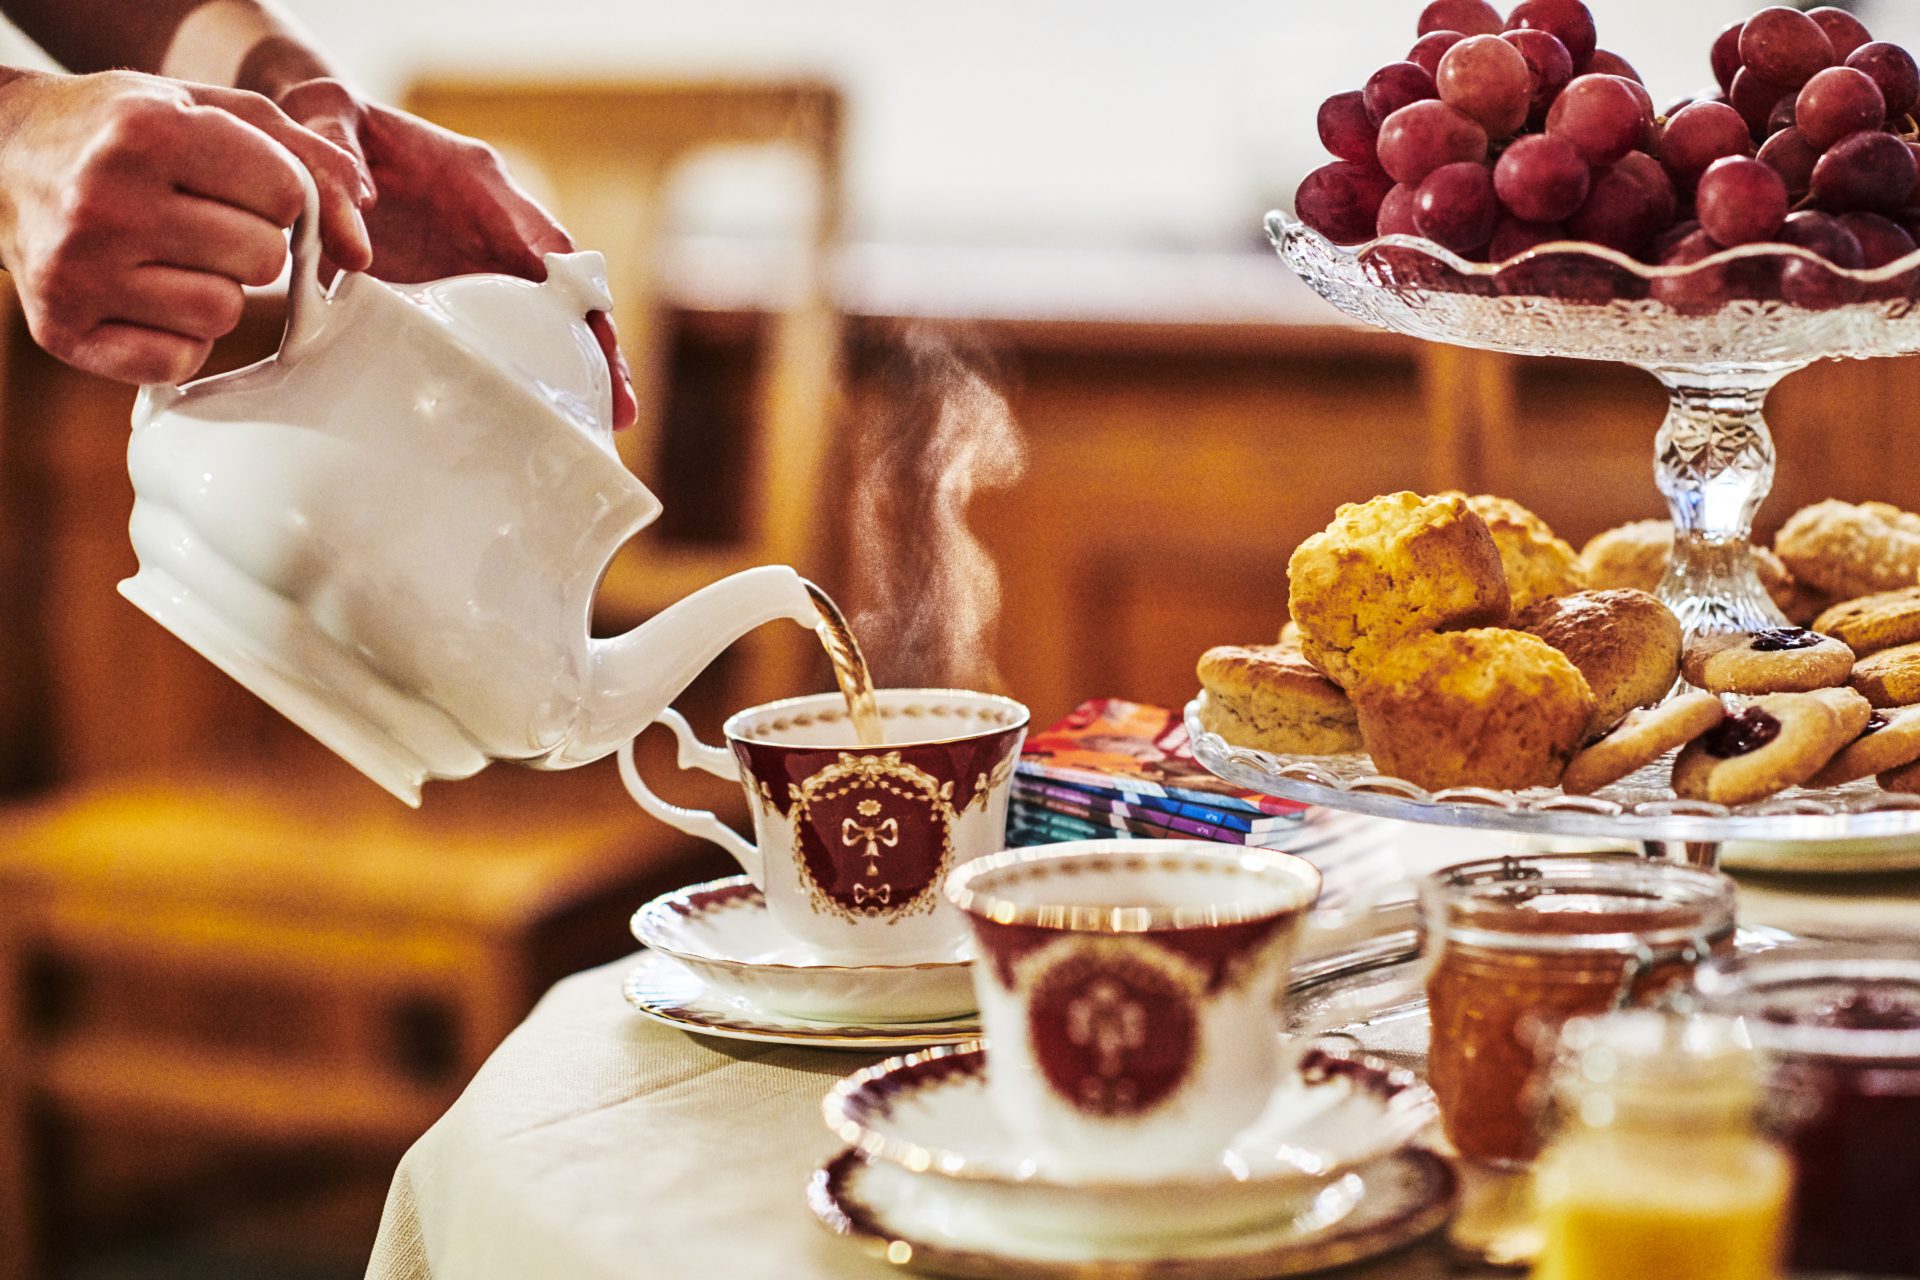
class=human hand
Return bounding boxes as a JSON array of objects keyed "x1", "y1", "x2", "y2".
[
  {"x1": 276, "y1": 79, "x2": 638, "y2": 428},
  {"x1": 0, "y1": 70, "x2": 371, "y2": 385}
]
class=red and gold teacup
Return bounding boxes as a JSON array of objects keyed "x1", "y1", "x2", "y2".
[{"x1": 945, "y1": 839, "x2": 1323, "y2": 1178}]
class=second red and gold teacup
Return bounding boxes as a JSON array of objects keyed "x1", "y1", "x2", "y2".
[{"x1": 944, "y1": 839, "x2": 1323, "y2": 1179}]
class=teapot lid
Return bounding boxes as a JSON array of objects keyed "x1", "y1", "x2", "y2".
[{"x1": 396, "y1": 251, "x2": 616, "y2": 443}]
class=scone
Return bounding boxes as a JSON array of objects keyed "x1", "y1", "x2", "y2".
[
  {"x1": 1579, "y1": 520, "x2": 1823, "y2": 623},
  {"x1": 1287, "y1": 492, "x2": 1511, "y2": 690},
  {"x1": 1775, "y1": 500, "x2": 1920, "y2": 600},
  {"x1": 1671, "y1": 688, "x2": 1872, "y2": 805},
  {"x1": 1350, "y1": 629, "x2": 1594, "y2": 791},
  {"x1": 1515, "y1": 589, "x2": 1682, "y2": 732},
  {"x1": 1849, "y1": 640, "x2": 1920, "y2": 708},
  {"x1": 1813, "y1": 586, "x2": 1920, "y2": 657},
  {"x1": 1561, "y1": 691, "x2": 1726, "y2": 795},
  {"x1": 1808, "y1": 704, "x2": 1920, "y2": 787},
  {"x1": 1443, "y1": 492, "x2": 1587, "y2": 613},
  {"x1": 1196, "y1": 644, "x2": 1363, "y2": 755},
  {"x1": 1682, "y1": 628, "x2": 1856, "y2": 695}
]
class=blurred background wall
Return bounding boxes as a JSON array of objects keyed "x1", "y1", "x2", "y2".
[{"x1": 1, "y1": 2, "x2": 1919, "y2": 1278}]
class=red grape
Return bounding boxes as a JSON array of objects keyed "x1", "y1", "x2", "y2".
[
  {"x1": 1489, "y1": 216, "x2": 1565, "y2": 260},
  {"x1": 1503, "y1": 29, "x2": 1574, "y2": 117},
  {"x1": 1697, "y1": 156, "x2": 1789, "y2": 246},
  {"x1": 1615, "y1": 151, "x2": 1678, "y2": 225},
  {"x1": 1420, "y1": 0, "x2": 1503, "y2": 38},
  {"x1": 1414, "y1": 161, "x2": 1500, "y2": 253},
  {"x1": 1847, "y1": 43, "x2": 1920, "y2": 121},
  {"x1": 1495, "y1": 133, "x2": 1590, "y2": 222},
  {"x1": 1546, "y1": 74, "x2": 1651, "y2": 167},
  {"x1": 1438, "y1": 34, "x2": 1533, "y2": 137},
  {"x1": 1658, "y1": 101, "x2": 1755, "y2": 189},
  {"x1": 1653, "y1": 229, "x2": 1735, "y2": 314},
  {"x1": 1318, "y1": 91, "x2": 1381, "y2": 165},
  {"x1": 1365, "y1": 62, "x2": 1440, "y2": 126},
  {"x1": 1582, "y1": 50, "x2": 1643, "y2": 83},
  {"x1": 1377, "y1": 99, "x2": 1491, "y2": 184},
  {"x1": 1739, "y1": 7, "x2": 1835, "y2": 89},
  {"x1": 1711, "y1": 21, "x2": 1745, "y2": 94},
  {"x1": 1731, "y1": 67, "x2": 1794, "y2": 136},
  {"x1": 1652, "y1": 218, "x2": 1704, "y2": 260},
  {"x1": 1796, "y1": 66, "x2": 1885, "y2": 149},
  {"x1": 1758, "y1": 125, "x2": 1821, "y2": 199},
  {"x1": 1505, "y1": 0, "x2": 1597, "y2": 68},
  {"x1": 1779, "y1": 209, "x2": 1866, "y2": 307},
  {"x1": 1296, "y1": 161, "x2": 1397, "y2": 244},
  {"x1": 1410, "y1": 30, "x2": 1469, "y2": 78},
  {"x1": 1768, "y1": 95, "x2": 1799, "y2": 136},
  {"x1": 1838, "y1": 211, "x2": 1916, "y2": 266},
  {"x1": 1377, "y1": 183, "x2": 1421, "y2": 237},
  {"x1": 1568, "y1": 164, "x2": 1662, "y2": 255},
  {"x1": 1812, "y1": 129, "x2": 1918, "y2": 213},
  {"x1": 1808, "y1": 8, "x2": 1873, "y2": 62},
  {"x1": 1613, "y1": 75, "x2": 1662, "y2": 150}
]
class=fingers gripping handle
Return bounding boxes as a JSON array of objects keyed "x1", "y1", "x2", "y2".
[{"x1": 617, "y1": 712, "x2": 763, "y2": 884}]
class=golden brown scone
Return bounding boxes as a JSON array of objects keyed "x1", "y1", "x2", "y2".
[
  {"x1": 1441, "y1": 492, "x2": 1588, "y2": 613},
  {"x1": 1196, "y1": 644, "x2": 1363, "y2": 755},
  {"x1": 1579, "y1": 520, "x2": 1823, "y2": 623},
  {"x1": 1287, "y1": 492, "x2": 1510, "y2": 690},
  {"x1": 1682, "y1": 628, "x2": 1856, "y2": 695},
  {"x1": 1561, "y1": 691, "x2": 1726, "y2": 795},
  {"x1": 1813, "y1": 586, "x2": 1920, "y2": 658},
  {"x1": 1850, "y1": 641, "x2": 1920, "y2": 708},
  {"x1": 1350, "y1": 629, "x2": 1594, "y2": 791},
  {"x1": 1809, "y1": 703, "x2": 1920, "y2": 787},
  {"x1": 1775, "y1": 500, "x2": 1920, "y2": 600},
  {"x1": 1515, "y1": 589, "x2": 1682, "y2": 732},
  {"x1": 1670, "y1": 689, "x2": 1869, "y2": 805}
]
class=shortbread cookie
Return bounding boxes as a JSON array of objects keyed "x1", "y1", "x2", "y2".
[
  {"x1": 1813, "y1": 586, "x2": 1920, "y2": 658},
  {"x1": 1808, "y1": 703, "x2": 1920, "y2": 787},
  {"x1": 1671, "y1": 689, "x2": 1871, "y2": 805},
  {"x1": 1287, "y1": 492, "x2": 1510, "y2": 690},
  {"x1": 1579, "y1": 521, "x2": 1823, "y2": 623},
  {"x1": 1197, "y1": 644, "x2": 1363, "y2": 755},
  {"x1": 1517, "y1": 589, "x2": 1682, "y2": 732},
  {"x1": 1561, "y1": 691, "x2": 1726, "y2": 795},
  {"x1": 1350, "y1": 629, "x2": 1594, "y2": 791},
  {"x1": 1682, "y1": 628, "x2": 1856, "y2": 695},
  {"x1": 1849, "y1": 640, "x2": 1920, "y2": 708},
  {"x1": 1881, "y1": 750, "x2": 1920, "y2": 794},
  {"x1": 1443, "y1": 492, "x2": 1587, "y2": 613},
  {"x1": 1775, "y1": 500, "x2": 1920, "y2": 600}
]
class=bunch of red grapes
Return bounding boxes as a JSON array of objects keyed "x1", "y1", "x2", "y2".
[{"x1": 1297, "y1": 0, "x2": 1920, "y2": 307}]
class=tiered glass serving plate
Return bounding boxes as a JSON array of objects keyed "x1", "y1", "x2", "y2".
[{"x1": 1187, "y1": 215, "x2": 1920, "y2": 865}]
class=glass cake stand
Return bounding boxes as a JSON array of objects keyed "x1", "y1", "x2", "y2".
[{"x1": 1194, "y1": 216, "x2": 1920, "y2": 866}]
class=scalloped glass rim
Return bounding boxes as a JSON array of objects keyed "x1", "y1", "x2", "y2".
[{"x1": 1266, "y1": 209, "x2": 1920, "y2": 289}]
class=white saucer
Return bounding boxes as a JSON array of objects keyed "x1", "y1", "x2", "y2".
[
  {"x1": 809, "y1": 1146, "x2": 1455, "y2": 1278},
  {"x1": 621, "y1": 950, "x2": 980, "y2": 1052},
  {"x1": 630, "y1": 876, "x2": 976, "y2": 1022},
  {"x1": 822, "y1": 1042, "x2": 1438, "y2": 1242}
]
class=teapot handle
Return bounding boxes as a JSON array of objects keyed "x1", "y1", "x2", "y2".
[{"x1": 280, "y1": 164, "x2": 331, "y2": 360}]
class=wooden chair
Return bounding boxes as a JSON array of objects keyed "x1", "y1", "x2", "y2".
[{"x1": 403, "y1": 78, "x2": 849, "y2": 712}]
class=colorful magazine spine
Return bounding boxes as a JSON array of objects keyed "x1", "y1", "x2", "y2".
[
  {"x1": 1012, "y1": 796, "x2": 1291, "y2": 846},
  {"x1": 1014, "y1": 760, "x2": 1303, "y2": 817}
]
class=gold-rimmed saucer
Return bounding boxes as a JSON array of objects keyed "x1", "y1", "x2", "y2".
[{"x1": 620, "y1": 950, "x2": 980, "y2": 1051}]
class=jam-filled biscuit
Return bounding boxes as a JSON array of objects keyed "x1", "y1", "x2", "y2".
[
  {"x1": 1196, "y1": 644, "x2": 1363, "y2": 756},
  {"x1": 1671, "y1": 688, "x2": 1872, "y2": 805},
  {"x1": 1682, "y1": 628, "x2": 1855, "y2": 695},
  {"x1": 1813, "y1": 586, "x2": 1920, "y2": 658},
  {"x1": 1517, "y1": 589, "x2": 1682, "y2": 733},
  {"x1": 1808, "y1": 703, "x2": 1920, "y2": 788},
  {"x1": 1775, "y1": 500, "x2": 1920, "y2": 600},
  {"x1": 1848, "y1": 641, "x2": 1920, "y2": 709},
  {"x1": 1561, "y1": 691, "x2": 1726, "y2": 796}
]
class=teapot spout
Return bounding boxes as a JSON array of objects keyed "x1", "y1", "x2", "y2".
[{"x1": 549, "y1": 565, "x2": 820, "y2": 769}]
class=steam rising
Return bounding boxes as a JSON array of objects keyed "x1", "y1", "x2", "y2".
[{"x1": 848, "y1": 326, "x2": 1026, "y2": 692}]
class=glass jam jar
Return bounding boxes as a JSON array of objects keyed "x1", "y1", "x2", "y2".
[
  {"x1": 1532, "y1": 1011, "x2": 1791, "y2": 1280},
  {"x1": 1699, "y1": 945, "x2": 1920, "y2": 1278},
  {"x1": 1421, "y1": 853, "x2": 1736, "y2": 1165}
]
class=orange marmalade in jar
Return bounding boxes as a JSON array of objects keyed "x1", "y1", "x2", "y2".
[{"x1": 1422, "y1": 854, "x2": 1736, "y2": 1165}]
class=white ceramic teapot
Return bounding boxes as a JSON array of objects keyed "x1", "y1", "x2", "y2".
[{"x1": 119, "y1": 179, "x2": 821, "y2": 805}]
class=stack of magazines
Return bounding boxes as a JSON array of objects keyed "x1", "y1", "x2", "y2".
[{"x1": 1010, "y1": 699, "x2": 1313, "y2": 850}]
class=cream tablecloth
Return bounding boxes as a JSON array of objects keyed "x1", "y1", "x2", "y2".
[{"x1": 365, "y1": 822, "x2": 1920, "y2": 1280}]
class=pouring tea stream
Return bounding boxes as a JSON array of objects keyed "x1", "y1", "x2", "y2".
[{"x1": 119, "y1": 173, "x2": 876, "y2": 804}]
